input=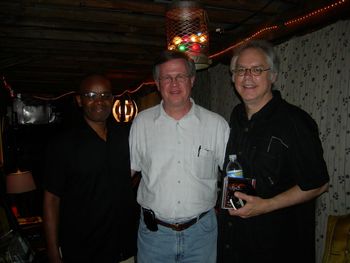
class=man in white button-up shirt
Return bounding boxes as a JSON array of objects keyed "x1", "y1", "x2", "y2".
[{"x1": 129, "y1": 50, "x2": 230, "y2": 263}]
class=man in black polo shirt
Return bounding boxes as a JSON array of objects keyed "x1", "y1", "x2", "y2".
[
  {"x1": 43, "y1": 74, "x2": 137, "y2": 263},
  {"x1": 217, "y1": 40, "x2": 329, "y2": 263}
]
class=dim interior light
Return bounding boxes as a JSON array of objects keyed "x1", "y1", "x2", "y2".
[
  {"x1": 171, "y1": 33, "x2": 208, "y2": 53},
  {"x1": 112, "y1": 97, "x2": 138, "y2": 123},
  {"x1": 30, "y1": 0, "x2": 347, "y2": 101},
  {"x1": 173, "y1": 36, "x2": 182, "y2": 45},
  {"x1": 166, "y1": 1, "x2": 210, "y2": 69}
]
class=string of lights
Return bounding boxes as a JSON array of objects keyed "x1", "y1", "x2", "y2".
[
  {"x1": 3, "y1": 0, "x2": 347, "y2": 101},
  {"x1": 211, "y1": 0, "x2": 346, "y2": 59},
  {"x1": 127, "y1": 0, "x2": 347, "y2": 96},
  {"x1": 32, "y1": 91, "x2": 76, "y2": 101}
]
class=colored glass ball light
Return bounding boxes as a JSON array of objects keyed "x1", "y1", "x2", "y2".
[{"x1": 191, "y1": 43, "x2": 201, "y2": 52}]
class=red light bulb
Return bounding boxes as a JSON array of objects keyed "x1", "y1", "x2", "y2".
[
  {"x1": 182, "y1": 35, "x2": 190, "y2": 42},
  {"x1": 191, "y1": 43, "x2": 201, "y2": 52}
]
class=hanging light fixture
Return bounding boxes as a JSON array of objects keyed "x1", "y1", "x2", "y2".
[
  {"x1": 166, "y1": 1, "x2": 211, "y2": 70},
  {"x1": 112, "y1": 95, "x2": 138, "y2": 123}
]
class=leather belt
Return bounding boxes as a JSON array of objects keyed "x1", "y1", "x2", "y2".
[{"x1": 156, "y1": 210, "x2": 209, "y2": 231}]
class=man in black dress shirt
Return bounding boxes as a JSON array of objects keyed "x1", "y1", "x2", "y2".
[
  {"x1": 43, "y1": 74, "x2": 137, "y2": 263},
  {"x1": 217, "y1": 40, "x2": 329, "y2": 263}
]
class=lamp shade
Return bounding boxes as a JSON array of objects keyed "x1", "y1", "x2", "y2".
[
  {"x1": 166, "y1": 1, "x2": 211, "y2": 69},
  {"x1": 6, "y1": 170, "x2": 36, "y2": 194}
]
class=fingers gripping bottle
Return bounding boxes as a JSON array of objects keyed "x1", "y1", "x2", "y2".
[{"x1": 221, "y1": 154, "x2": 254, "y2": 209}]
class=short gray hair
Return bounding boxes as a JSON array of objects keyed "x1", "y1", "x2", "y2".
[
  {"x1": 153, "y1": 50, "x2": 196, "y2": 81},
  {"x1": 231, "y1": 40, "x2": 280, "y2": 75}
]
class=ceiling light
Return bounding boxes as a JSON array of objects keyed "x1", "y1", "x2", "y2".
[{"x1": 166, "y1": 1, "x2": 211, "y2": 70}]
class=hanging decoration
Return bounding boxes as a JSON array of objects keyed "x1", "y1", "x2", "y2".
[
  {"x1": 166, "y1": 1, "x2": 210, "y2": 70},
  {"x1": 16, "y1": 0, "x2": 346, "y2": 100},
  {"x1": 112, "y1": 95, "x2": 138, "y2": 123}
]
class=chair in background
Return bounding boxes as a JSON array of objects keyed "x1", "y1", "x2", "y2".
[{"x1": 322, "y1": 214, "x2": 350, "y2": 263}]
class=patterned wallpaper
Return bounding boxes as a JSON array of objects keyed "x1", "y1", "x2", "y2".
[
  {"x1": 193, "y1": 19, "x2": 350, "y2": 262},
  {"x1": 193, "y1": 64, "x2": 241, "y2": 121}
]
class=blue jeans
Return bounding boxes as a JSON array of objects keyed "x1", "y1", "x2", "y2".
[{"x1": 137, "y1": 209, "x2": 217, "y2": 263}]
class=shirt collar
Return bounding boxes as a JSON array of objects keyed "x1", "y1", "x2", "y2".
[
  {"x1": 251, "y1": 90, "x2": 282, "y2": 121},
  {"x1": 236, "y1": 90, "x2": 283, "y2": 124},
  {"x1": 154, "y1": 98, "x2": 201, "y2": 124}
]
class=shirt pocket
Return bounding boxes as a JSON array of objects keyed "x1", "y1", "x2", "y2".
[
  {"x1": 253, "y1": 136, "x2": 289, "y2": 196},
  {"x1": 191, "y1": 146, "x2": 216, "y2": 180}
]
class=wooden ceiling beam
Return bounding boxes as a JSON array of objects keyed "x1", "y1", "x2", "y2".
[
  {"x1": 0, "y1": 26, "x2": 165, "y2": 46},
  {"x1": 0, "y1": 47, "x2": 160, "y2": 63},
  {"x1": 0, "y1": 16, "x2": 166, "y2": 36},
  {"x1": 0, "y1": 38, "x2": 162, "y2": 55},
  {"x1": 0, "y1": 3, "x2": 163, "y2": 28},
  {"x1": 23, "y1": 0, "x2": 166, "y2": 15},
  {"x1": 0, "y1": 1, "x2": 266, "y2": 28}
]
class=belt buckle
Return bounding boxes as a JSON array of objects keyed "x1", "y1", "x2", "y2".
[{"x1": 174, "y1": 223, "x2": 181, "y2": 231}]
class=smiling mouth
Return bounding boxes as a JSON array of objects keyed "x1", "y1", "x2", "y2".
[
  {"x1": 169, "y1": 89, "x2": 181, "y2": 94},
  {"x1": 243, "y1": 84, "x2": 256, "y2": 89},
  {"x1": 95, "y1": 106, "x2": 107, "y2": 112}
]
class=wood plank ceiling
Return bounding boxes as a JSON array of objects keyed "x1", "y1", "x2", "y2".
[{"x1": 0, "y1": 0, "x2": 349, "y2": 97}]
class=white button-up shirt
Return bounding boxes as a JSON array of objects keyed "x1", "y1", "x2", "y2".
[{"x1": 129, "y1": 99, "x2": 230, "y2": 221}]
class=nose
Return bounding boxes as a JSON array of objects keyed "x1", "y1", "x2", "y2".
[
  {"x1": 243, "y1": 68, "x2": 253, "y2": 76},
  {"x1": 170, "y1": 78, "x2": 178, "y2": 85},
  {"x1": 94, "y1": 95, "x2": 105, "y2": 104}
]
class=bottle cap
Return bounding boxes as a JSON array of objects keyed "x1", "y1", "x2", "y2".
[{"x1": 229, "y1": 154, "x2": 236, "y2": 161}]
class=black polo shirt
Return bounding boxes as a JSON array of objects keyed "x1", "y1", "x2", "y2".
[
  {"x1": 44, "y1": 118, "x2": 137, "y2": 263},
  {"x1": 218, "y1": 91, "x2": 329, "y2": 263}
]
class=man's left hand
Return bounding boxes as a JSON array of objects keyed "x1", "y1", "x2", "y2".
[{"x1": 227, "y1": 191, "x2": 271, "y2": 218}]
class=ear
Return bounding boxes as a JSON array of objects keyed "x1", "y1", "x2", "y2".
[
  {"x1": 190, "y1": 76, "x2": 195, "y2": 87},
  {"x1": 270, "y1": 72, "x2": 277, "y2": 84},
  {"x1": 155, "y1": 80, "x2": 161, "y2": 92},
  {"x1": 76, "y1": 94, "x2": 82, "y2": 107},
  {"x1": 231, "y1": 74, "x2": 236, "y2": 83}
]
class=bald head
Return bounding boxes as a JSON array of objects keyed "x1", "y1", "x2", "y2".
[
  {"x1": 76, "y1": 74, "x2": 114, "y2": 125},
  {"x1": 79, "y1": 74, "x2": 112, "y2": 94}
]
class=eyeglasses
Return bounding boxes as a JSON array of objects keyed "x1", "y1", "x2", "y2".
[
  {"x1": 158, "y1": 74, "x2": 190, "y2": 84},
  {"x1": 233, "y1": 67, "x2": 271, "y2": 76},
  {"x1": 80, "y1": 92, "x2": 113, "y2": 100}
]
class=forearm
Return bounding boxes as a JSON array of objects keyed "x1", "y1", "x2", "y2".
[
  {"x1": 229, "y1": 182, "x2": 328, "y2": 218},
  {"x1": 43, "y1": 191, "x2": 62, "y2": 263},
  {"x1": 268, "y1": 183, "x2": 328, "y2": 212}
]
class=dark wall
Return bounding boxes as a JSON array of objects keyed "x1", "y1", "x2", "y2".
[{"x1": 2, "y1": 95, "x2": 79, "y2": 216}]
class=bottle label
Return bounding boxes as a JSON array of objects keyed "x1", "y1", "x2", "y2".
[{"x1": 227, "y1": 170, "x2": 243, "y2": 178}]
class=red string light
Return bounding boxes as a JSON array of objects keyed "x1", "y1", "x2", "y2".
[
  {"x1": 129, "y1": 0, "x2": 346, "y2": 95},
  {"x1": 210, "y1": 0, "x2": 346, "y2": 59},
  {"x1": 284, "y1": 0, "x2": 345, "y2": 26},
  {"x1": 22, "y1": 0, "x2": 347, "y2": 101},
  {"x1": 2, "y1": 76, "x2": 15, "y2": 98}
]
